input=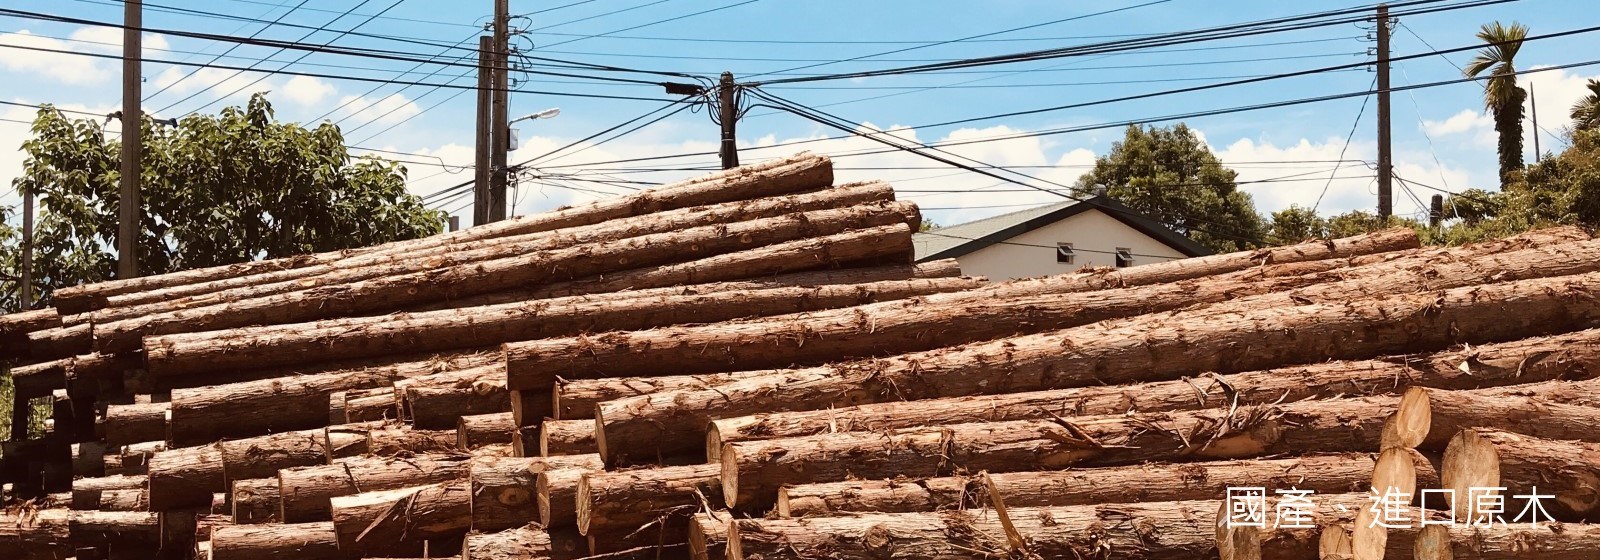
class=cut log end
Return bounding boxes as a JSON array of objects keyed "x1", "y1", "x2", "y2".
[
  {"x1": 1381, "y1": 386, "x2": 1431, "y2": 450},
  {"x1": 720, "y1": 444, "x2": 740, "y2": 508},
  {"x1": 575, "y1": 475, "x2": 592, "y2": 535},
  {"x1": 725, "y1": 519, "x2": 745, "y2": 560},
  {"x1": 1413, "y1": 524, "x2": 1454, "y2": 560},
  {"x1": 687, "y1": 511, "x2": 727, "y2": 560},
  {"x1": 1441, "y1": 428, "x2": 1501, "y2": 523},
  {"x1": 1319, "y1": 523, "x2": 1355, "y2": 560},
  {"x1": 1372, "y1": 447, "x2": 1420, "y2": 498},
  {"x1": 1350, "y1": 506, "x2": 1387, "y2": 560},
  {"x1": 592, "y1": 412, "x2": 611, "y2": 465},
  {"x1": 705, "y1": 424, "x2": 724, "y2": 464},
  {"x1": 535, "y1": 471, "x2": 553, "y2": 528}
]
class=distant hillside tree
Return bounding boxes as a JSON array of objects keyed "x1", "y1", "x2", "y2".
[
  {"x1": 0, "y1": 93, "x2": 444, "y2": 311},
  {"x1": 1073, "y1": 123, "x2": 1267, "y2": 253}
]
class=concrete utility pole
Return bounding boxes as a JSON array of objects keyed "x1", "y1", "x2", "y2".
[
  {"x1": 719, "y1": 72, "x2": 739, "y2": 169},
  {"x1": 489, "y1": 0, "x2": 510, "y2": 222},
  {"x1": 474, "y1": 35, "x2": 494, "y2": 225},
  {"x1": 20, "y1": 190, "x2": 32, "y2": 310},
  {"x1": 1375, "y1": 3, "x2": 1393, "y2": 221},
  {"x1": 1530, "y1": 81, "x2": 1542, "y2": 160},
  {"x1": 119, "y1": 0, "x2": 142, "y2": 278},
  {"x1": 1429, "y1": 194, "x2": 1444, "y2": 228}
]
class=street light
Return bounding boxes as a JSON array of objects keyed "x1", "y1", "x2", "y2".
[{"x1": 507, "y1": 107, "x2": 558, "y2": 152}]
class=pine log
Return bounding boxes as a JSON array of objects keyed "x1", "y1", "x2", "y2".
[
  {"x1": 576, "y1": 464, "x2": 721, "y2": 539},
  {"x1": 149, "y1": 429, "x2": 330, "y2": 511},
  {"x1": 1398, "y1": 387, "x2": 1600, "y2": 451},
  {"x1": 82, "y1": 489, "x2": 148, "y2": 511},
  {"x1": 339, "y1": 387, "x2": 395, "y2": 423},
  {"x1": 26, "y1": 324, "x2": 91, "y2": 361},
  {"x1": 555, "y1": 370, "x2": 779, "y2": 420},
  {"x1": 458, "y1": 412, "x2": 515, "y2": 448},
  {"x1": 778, "y1": 477, "x2": 971, "y2": 517},
  {"x1": 0, "y1": 308, "x2": 62, "y2": 337},
  {"x1": 511, "y1": 425, "x2": 537, "y2": 456},
  {"x1": 688, "y1": 511, "x2": 730, "y2": 560},
  {"x1": 69, "y1": 474, "x2": 146, "y2": 510},
  {"x1": 150, "y1": 276, "x2": 979, "y2": 380},
  {"x1": 508, "y1": 389, "x2": 547, "y2": 429},
  {"x1": 209, "y1": 521, "x2": 351, "y2": 560},
  {"x1": 398, "y1": 369, "x2": 508, "y2": 429},
  {"x1": 93, "y1": 176, "x2": 870, "y2": 330},
  {"x1": 432, "y1": 258, "x2": 959, "y2": 312},
  {"x1": 1443, "y1": 428, "x2": 1600, "y2": 522},
  {"x1": 708, "y1": 327, "x2": 1600, "y2": 452},
  {"x1": 1412, "y1": 523, "x2": 1600, "y2": 560},
  {"x1": 721, "y1": 395, "x2": 1398, "y2": 509},
  {"x1": 165, "y1": 353, "x2": 499, "y2": 446},
  {"x1": 329, "y1": 482, "x2": 470, "y2": 557},
  {"x1": 599, "y1": 268, "x2": 1600, "y2": 466},
  {"x1": 95, "y1": 201, "x2": 916, "y2": 353},
  {"x1": 29, "y1": 509, "x2": 163, "y2": 548},
  {"x1": 277, "y1": 453, "x2": 480, "y2": 522},
  {"x1": 469, "y1": 454, "x2": 604, "y2": 532},
  {"x1": 229, "y1": 478, "x2": 280, "y2": 525},
  {"x1": 461, "y1": 523, "x2": 555, "y2": 560},
  {"x1": 367, "y1": 426, "x2": 459, "y2": 456},
  {"x1": 726, "y1": 501, "x2": 1224, "y2": 560},
  {"x1": 1469, "y1": 376, "x2": 1600, "y2": 406},
  {"x1": 116, "y1": 440, "x2": 164, "y2": 476},
  {"x1": 103, "y1": 402, "x2": 168, "y2": 447},
  {"x1": 323, "y1": 423, "x2": 373, "y2": 460},
  {"x1": 514, "y1": 234, "x2": 1600, "y2": 393},
  {"x1": 540, "y1": 420, "x2": 595, "y2": 456},
  {"x1": 55, "y1": 153, "x2": 831, "y2": 316},
  {"x1": 11, "y1": 358, "x2": 68, "y2": 399},
  {"x1": 535, "y1": 460, "x2": 607, "y2": 528}
]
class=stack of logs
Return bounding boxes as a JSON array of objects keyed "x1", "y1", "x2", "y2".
[{"x1": 3, "y1": 151, "x2": 1599, "y2": 559}]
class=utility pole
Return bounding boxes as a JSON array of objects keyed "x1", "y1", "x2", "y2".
[
  {"x1": 1530, "y1": 81, "x2": 1541, "y2": 160},
  {"x1": 118, "y1": 0, "x2": 141, "y2": 278},
  {"x1": 1375, "y1": 3, "x2": 1393, "y2": 222},
  {"x1": 488, "y1": 0, "x2": 510, "y2": 223},
  {"x1": 20, "y1": 191, "x2": 32, "y2": 310},
  {"x1": 473, "y1": 35, "x2": 493, "y2": 225},
  {"x1": 1429, "y1": 194, "x2": 1444, "y2": 228},
  {"x1": 718, "y1": 72, "x2": 739, "y2": 169}
]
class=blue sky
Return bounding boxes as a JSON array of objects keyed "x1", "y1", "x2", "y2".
[{"x1": 3, "y1": 0, "x2": 1598, "y2": 228}]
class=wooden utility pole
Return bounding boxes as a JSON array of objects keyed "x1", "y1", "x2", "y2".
[
  {"x1": 20, "y1": 190, "x2": 32, "y2": 310},
  {"x1": 118, "y1": 0, "x2": 142, "y2": 278},
  {"x1": 719, "y1": 72, "x2": 739, "y2": 169},
  {"x1": 1429, "y1": 194, "x2": 1444, "y2": 228},
  {"x1": 1375, "y1": 3, "x2": 1393, "y2": 221},
  {"x1": 488, "y1": 0, "x2": 510, "y2": 223},
  {"x1": 1530, "y1": 81, "x2": 1542, "y2": 160},
  {"x1": 474, "y1": 35, "x2": 494, "y2": 225}
]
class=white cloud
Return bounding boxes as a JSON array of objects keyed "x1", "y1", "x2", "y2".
[
  {"x1": 1216, "y1": 135, "x2": 1484, "y2": 220},
  {"x1": 336, "y1": 93, "x2": 421, "y2": 126},
  {"x1": 0, "y1": 30, "x2": 108, "y2": 85},
  {"x1": 283, "y1": 76, "x2": 336, "y2": 107},
  {"x1": 149, "y1": 66, "x2": 278, "y2": 110},
  {"x1": 66, "y1": 27, "x2": 170, "y2": 57},
  {"x1": 1423, "y1": 109, "x2": 1493, "y2": 137}
]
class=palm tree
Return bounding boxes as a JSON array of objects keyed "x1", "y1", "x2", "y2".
[
  {"x1": 1463, "y1": 21, "x2": 1529, "y2": 186},
  {"x1": 1572, "y1": 79, "x2": 1600, "y2": 132}
]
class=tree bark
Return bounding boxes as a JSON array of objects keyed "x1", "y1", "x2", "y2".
[
  {"x1": 708, "y1": 327, "x2": 1600, "y2": 452},
  {"x1": 10, "y1": 358, "x2": 68, "y2": 399},
  {"x1": 329, "y1": 482, "x2": 471, "y2": 557},
  {"x1": 278, "y1": 453, "x2": 480, "y2": 522},
  {"x1": 0, "y1": 308, "x2": 62, "y2": 337},
  {"x1": 431, "y1": 258, "x2": 959, "y2": 312},
  {"x1": 104, "y1": 402, "x2": 169, "y2": 447},
  {"x1": 91, "y1": 176, "x2": 875, "y2": 328},
  {"x1": 339, "y1": 387, "x2": 395, "y2": 423},
  {"x1": 726, "y1": 501, "x2": 1223, "y2": 560},
  {"x1": 576, "y1": 463, "x2": 721, "y2": 540},
  {"x1": 209, "y1": 521, "x2": 352, "y2": 560},
  {"x1": 116, "y1": 440, "x2": 165, "y2": 476},
  {"x1": 148, "y1": 429, "x2": 330, "y2": 511},
  {"x1": 95, "y1": 202, "x2": 916, "y2": 352},
  {"x1": 70, "y1": 474, "x2": 148, "y2": 511},
  {"x1": 689, "y1": 511, "x2": 731, "y2": 560},
  {"x1": 165, "y1": 353, "x2": 499, "y2": 446},
  {"x1": 1411, "y1": 523, "x2": 1600, "y2": 560},
  {"x1": 1443, "y1": 428, "x2": 1600, "y2": 522},
  {"x1": 231, "y1": 478, "x2": 280, "y2": 524},
  {"x1": 721, "y1": 395, "x2": 1399, "y2": 509},
  {"x1": 1403, "y1": 387, "x2": 1600, "y2": 451},
  {"x1": 366, "y1": 425, "x2": 459, "y2": 456},
  {"x1": 323, "y1": 423, "x2": 374, "y2": 460},
  {"x1": 398, "y1": 368, "x2": 508, "y2": 429},
  {"x1": 778, "y1": 477, "x2": 971, "y2": 517},
  {"x1": 599, "y1": 268, "x2": 1600, "y2": 466},
  {"x1": 1468, "y1": 376, "x2": 1600, "y2": 406},
  {"x1": 515, "y1": 235, "x2": 1600, "y2": 392},
  {"x1": 55, "y1": 152, "x2": 832, "y2": 315},
  {"x1": 149, "y1": 277, "x2": 979, "y2": 378},
  {"x1": 535, "y1": 459, "x2": 608, "y2": 528},
  {"x1": 469, "y1": 454, "x2": 604, "y2": 532},
  {"x1": 461, "y1": 523, "x2": 555, "y2": 560},
  {"x1": 555, "y1": 370, "x2": 781, "y2": 421},
  {"x1": 27, "y1": 324, "x2": 90, "y2": 361},
  {"x1": 540, "y1": 420, "x2": 596, "y2": 456},
  {"x1": 458, "y1": 412, "x2": 514, "y2": 449}
]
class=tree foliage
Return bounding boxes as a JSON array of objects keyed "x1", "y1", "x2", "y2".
[
  {"x1": 1073, "y1": 124, "x2": 1267, "y2": 253},
  {"x1": 1464, "y1": 21, "x2": 1529, "y2": 186},
  {"x1": 1572, "y1": 79, "x2": 1600, "y2": 133},
  {"x1": 1, "y1": 94, "x2": 444, "y2": 311}
]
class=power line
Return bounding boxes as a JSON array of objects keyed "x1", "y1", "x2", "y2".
[
  {"x1": 142, "y1": 0, "x2": 311, "y2": 103},
  {"x1": 537, "y1": 0, "x2": 765, "y2": 50},
  {"x1": 1314, "y1": 76, "x2": 1376, "y2": 212}
]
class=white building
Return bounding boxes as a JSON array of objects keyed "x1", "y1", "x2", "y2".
[{"x1": 913, "y1": 196, "x2": 1211, "y2": 281}]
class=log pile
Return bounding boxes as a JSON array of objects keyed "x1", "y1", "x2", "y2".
[{"x1": 4, "y1": 153, "x2": 1598, "y2": 559}]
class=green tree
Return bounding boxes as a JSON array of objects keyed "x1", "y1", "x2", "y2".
[
  {"x1": 1266, "y1": 204, "x2": 1328, "y2": 244},
  {"x1": 1572, "y1": 79, "x2": 1600, "y2": 133},
  {"x1": 1464, "y1": 21, "x2": 1530, "y2": 186},
  {"x1": 1073, "y1": 123, "x2": 1267, "y2": 253},
  {"x1": 0, "y1": 94, "x2": 444, "y2": 311}
]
